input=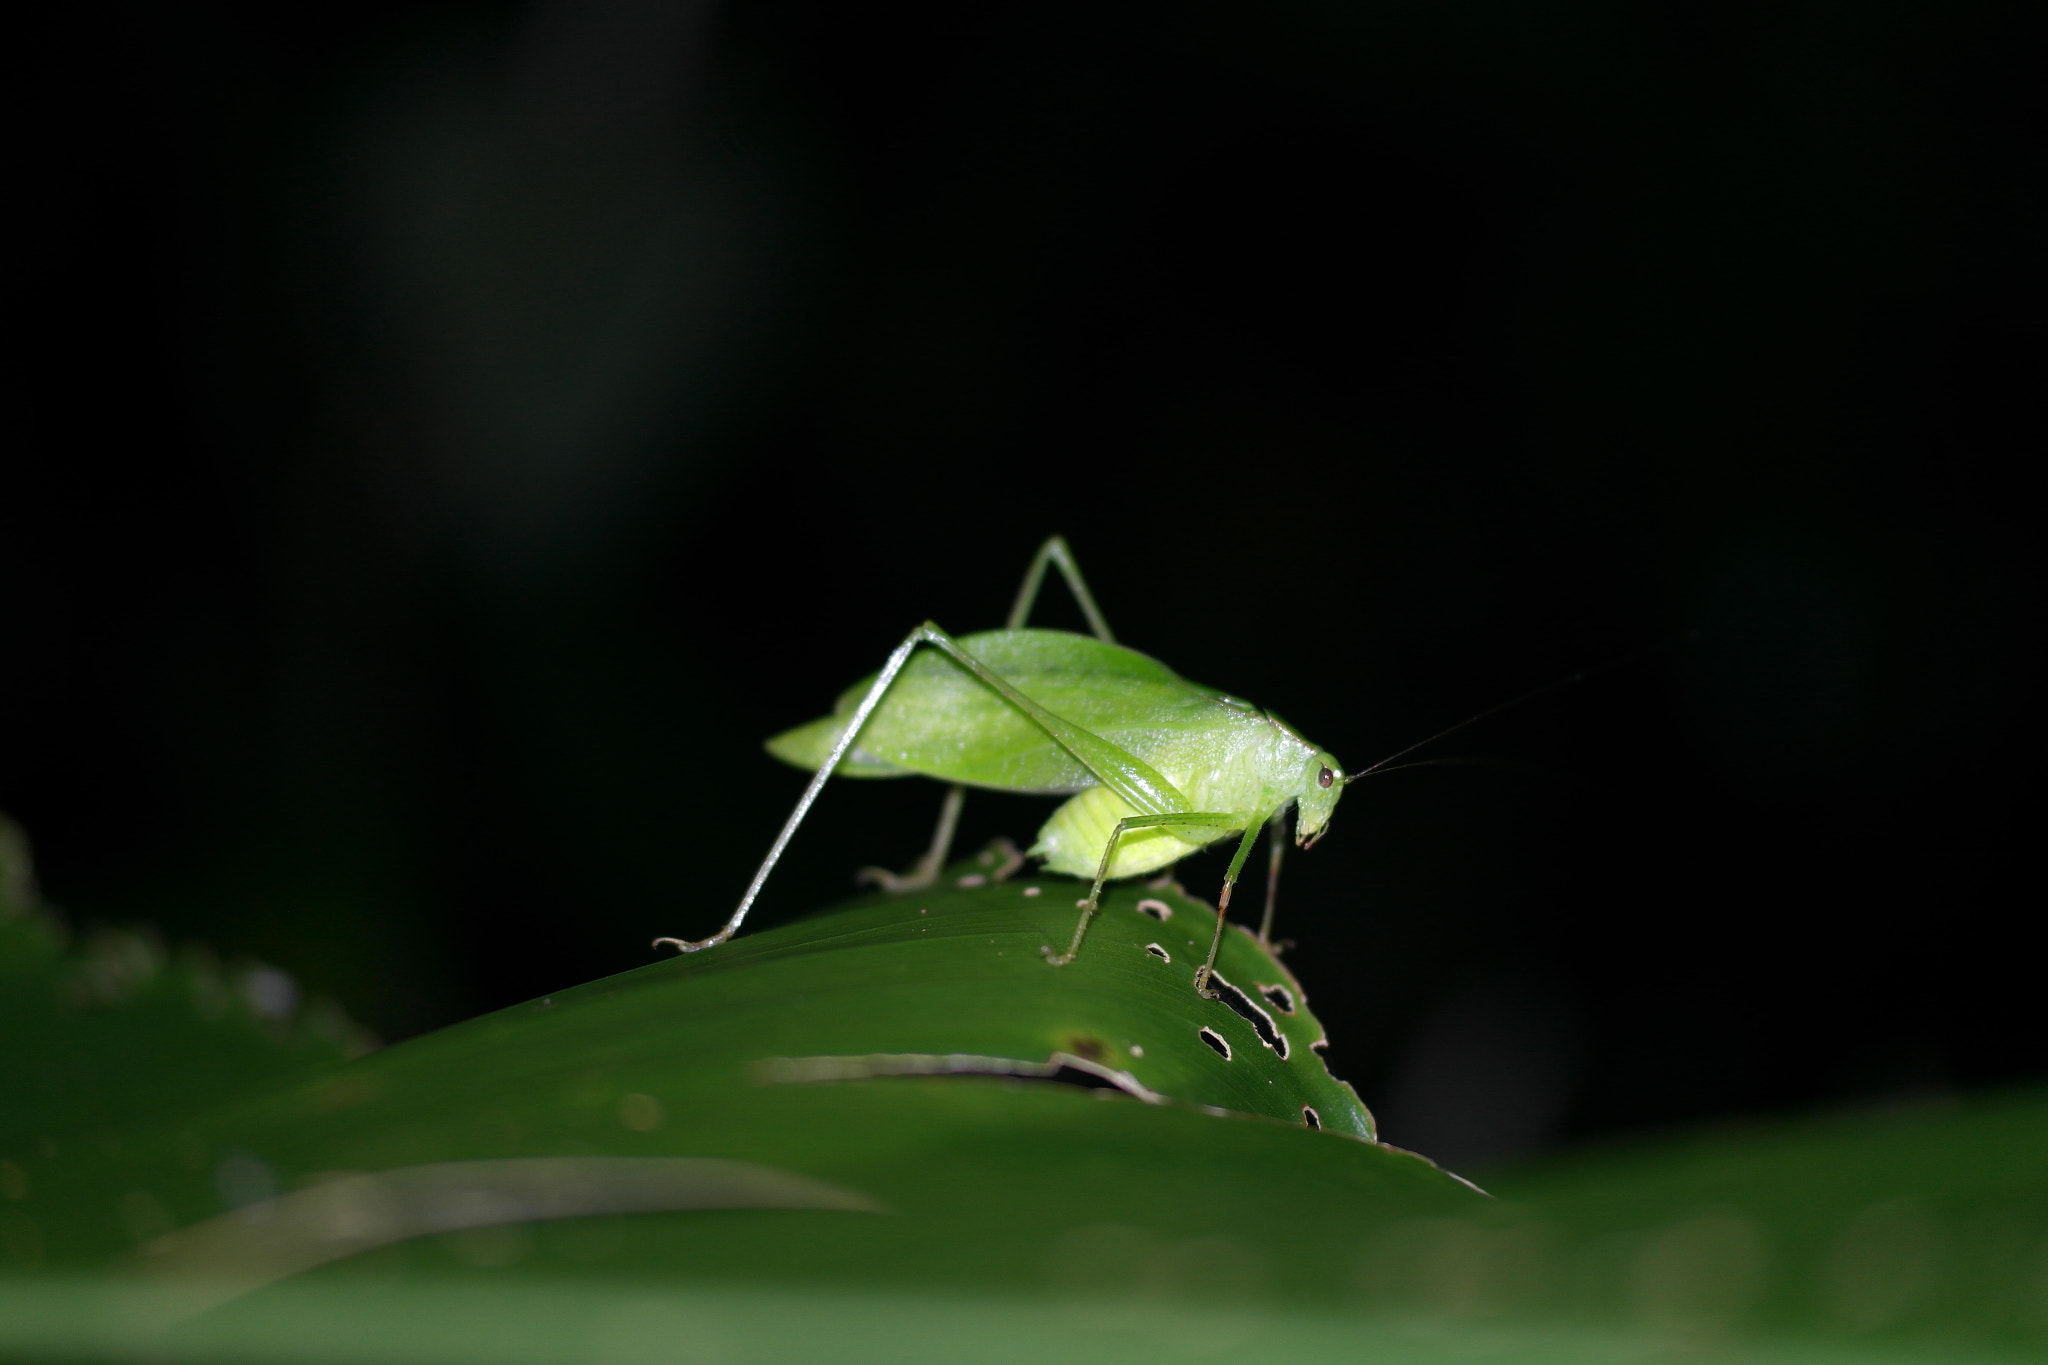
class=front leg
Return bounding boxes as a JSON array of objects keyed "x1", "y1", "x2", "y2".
[{"x1": 1256, "y1": 808, "x2": 1288, "y2": 947}]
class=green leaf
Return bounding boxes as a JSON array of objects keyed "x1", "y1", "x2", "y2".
[{"x1": 8, "y1": 854, "x2": 1454, "y2": 1273}]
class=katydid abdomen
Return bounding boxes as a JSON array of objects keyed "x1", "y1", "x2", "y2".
[{"x1": 1030, "y1": 783, "x2": 1235, "y2": 878}]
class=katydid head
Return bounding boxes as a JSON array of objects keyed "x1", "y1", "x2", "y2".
[{"x1": 1294, "y1": 748, "x2": 1344, "y2": 848}]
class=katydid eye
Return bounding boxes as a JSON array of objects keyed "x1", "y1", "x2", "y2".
[{"x1": 1318, "y1": 766, "x2": 1334, "y2": 789}]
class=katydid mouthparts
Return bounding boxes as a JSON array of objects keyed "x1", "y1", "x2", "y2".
[{"x1": 656, "y1": 536, "x2": 1357, "y2": 997}]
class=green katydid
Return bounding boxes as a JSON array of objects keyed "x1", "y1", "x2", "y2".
[{"x1": 655, "y1": 536, "x2": 1372, "y2": 997}]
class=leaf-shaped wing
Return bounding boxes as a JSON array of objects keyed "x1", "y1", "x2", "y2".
[{"x1": 764, "y1": 630, "x2": 1264, "y2": 792}]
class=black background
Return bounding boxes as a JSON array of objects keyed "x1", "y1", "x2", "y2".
[{"x1": 7, "y1": 0, "x2": 2039, "y2": 1169}]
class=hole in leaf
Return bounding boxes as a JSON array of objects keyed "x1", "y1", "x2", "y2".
[
  {"x1": 1144, "y1": 943, "x2": 1171, "y2": 962},
  {"x1": 1205, "y1": 973, "x2": 1287, "y2": 1059},
  {"x1": 1135, "y1": 899, "x2": 1172, "y2": 921},
  {"x1": 1257, "y1": 983, "x2": 1296, "y2": 1015},
  {"x1": 1302, "y1": 1106, "x2": 1320, "y2": 1129},
  {"x1": 1198, "y1": 1027, "x2": 1231, "y2": 1061}
]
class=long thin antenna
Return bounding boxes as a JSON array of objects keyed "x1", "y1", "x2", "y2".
[{"x1": 1341, "y1": 657, "x2": 1628, "y2": 785}]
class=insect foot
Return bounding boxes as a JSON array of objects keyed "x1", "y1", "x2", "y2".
[
  {"x1": 652, "y1": 929, "x2": 733, "y2": 954},
  {"x1": 855, "y1": 862, "x2": 941, "y2": 894},
  {"x1": 979, "y1": 837, "x2": 1026, "y2": 881}
]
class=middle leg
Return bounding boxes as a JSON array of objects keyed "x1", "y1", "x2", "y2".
[
  {"x1": 857, "y1": 782, "x2": 965, "y2": 892},
  {"x1": 1042, "y1": 810, "x2": 1242, "y2": 973}
]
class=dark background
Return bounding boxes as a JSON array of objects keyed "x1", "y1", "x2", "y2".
[{"x1": 7, "y1": 0, "x2": 2038, "y2": 1169}]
